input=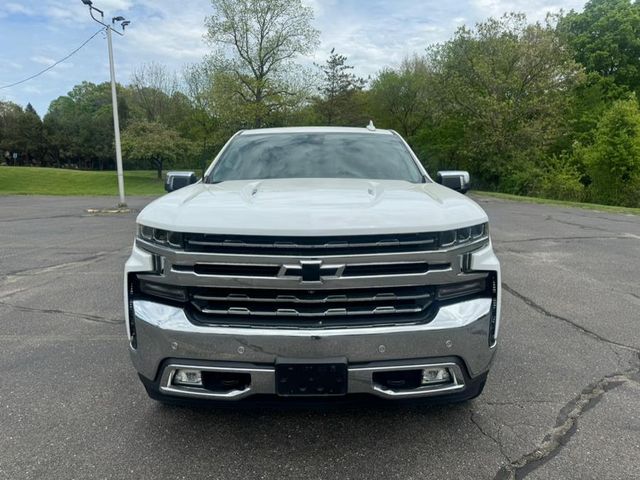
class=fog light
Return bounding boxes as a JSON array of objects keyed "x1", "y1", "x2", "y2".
[
  {"x1": 421, "y1": 367, "x2": 451, "y2": 385},
  {"x1": 173, "y1": 369, "x2": 203, "y2": 386}
]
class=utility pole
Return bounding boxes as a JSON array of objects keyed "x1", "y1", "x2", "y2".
[{"x1": 80, "y1": 0, "x2": 131, "y2": 208}]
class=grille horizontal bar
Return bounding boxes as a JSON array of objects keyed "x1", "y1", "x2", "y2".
[
  {"x1": 184, "y1": 232, "x2": 440, "y2": 256},
  {"x1": 188, "y1": 285, "x2": 435, "y2": 324},
  {"x1": 190, "y1": 285, "x2": 433, "y2": 304},
  {"x1": 197, "y1": 305, "x2": 425, "y2": 317},
  {"x1": 174, "y1": 262, "x2": 449, "y2": 278}
]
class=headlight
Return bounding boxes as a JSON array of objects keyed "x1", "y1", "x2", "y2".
[
  {"x1": 137, "y1": 224, "x2": 184, "y2": 249},
  {"x1": 439, "y1": 223, "x2": 488, "y2": 248}
]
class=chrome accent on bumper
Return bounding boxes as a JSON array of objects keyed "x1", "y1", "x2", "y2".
[
  {"x1": 352, "y1": 362, "x2": 465, "y2": 398},
  {"x1": 160, "y1": 364, "x2": 272, "y2": 400},
  {"x1": 158, "y1": 361, "x2": 466, "y2": 400},
  {"x1": 134, "y1": 296, "x2": 491, "y2": 334},
  {"x1": 130, "y1": 297, "x2": 495, "y2": 399}
]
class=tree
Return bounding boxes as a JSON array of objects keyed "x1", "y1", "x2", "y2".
[
  {"x1": 425, "y1": 13, "x2": 583, "y2": 191},
  {"x1": 0, "y1": 102, "x2": 45, "y2": 165},
  {"x1": 183, "y1": 62, "x2": 220, "y2": 175},
  {"x1": 18, "y1": 104, "x2": 45, "y2": 164},
  {"x1": 121, "y1": 119, "x2": 193, "y2": 179},
  {"x1": 559, "y1": 0, "x2": 640, "y2": 92},
  {"x1": 43, "y1": 81, "x2": 129, "y2": 170},
  {"x1": 369, "y1": 56, "x2": 433, "y2": 139},
  {"x1": 574, "y1": 97, "x2": 640, "y2": 206},
  {"x1": 314, "y1": 49, "x2": 366, "y2": 125},
  {"x1": 129, "y1": 62, "x2": 191, "y2": 129},
  {"x1": 0, "y1": 101, "x2": 25, "y2": 163},
  {"x1": 205, "y1": 0, "x2": 319, "y2": 127}
]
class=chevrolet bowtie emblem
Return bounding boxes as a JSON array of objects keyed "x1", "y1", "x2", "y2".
[{"x1": 280, "y1": 260, "x2": 343, "y2": 282}]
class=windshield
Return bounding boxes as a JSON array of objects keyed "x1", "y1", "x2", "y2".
[{"x1": 207, "y1": 132, "x2": 425, "y2": 183}]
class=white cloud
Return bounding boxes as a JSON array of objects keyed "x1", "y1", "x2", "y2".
[
  {"x1": 30, "y1": 55, "x2": 56, "y2": 66},
  {"x1": 4, "y1": 3, "x2": 34, "y2": 15},
  {"x1": 96, "y1": 0, "x2": 134, "y2": 10}
]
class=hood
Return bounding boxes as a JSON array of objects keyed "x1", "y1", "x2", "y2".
[{"x1": 137, "y1": 178, "x2": 488, "y2": 236}]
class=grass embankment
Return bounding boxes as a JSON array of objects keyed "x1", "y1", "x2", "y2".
[
  {"x1": 474, "y1": 190, "x2": 640, "y2": 215},
  {"x1": 1, "y1": 167, "x2": 639, "y2": 215},
  {"x1": 0, "y1": 167, "x2": 164, "y2": 196}
]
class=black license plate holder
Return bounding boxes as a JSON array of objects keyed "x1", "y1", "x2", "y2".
[{"x1": 275, "y1": 359, "x2": 348, "y2": 396}]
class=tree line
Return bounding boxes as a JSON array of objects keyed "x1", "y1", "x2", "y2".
[{"x1": 1, "y1": 0, "x2": 640, "y2": 207}]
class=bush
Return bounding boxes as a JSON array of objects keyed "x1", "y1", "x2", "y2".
[
  {"x1": 576, "y1": 98, "x2": 640, "y2": 207},
  {"x1": 495, "y1": 154, "x2": 543, "y2": 196},
  {"x1": 538, "y1": 155, "x2": 585, "y2": 202},
  {"x1": 499, "y1": 169, "x2": 541, "y2": 196}
]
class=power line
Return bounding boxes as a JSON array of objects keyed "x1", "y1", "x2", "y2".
[{"x1": 0, "y1": 28, "x2": 104, "y2": 90}]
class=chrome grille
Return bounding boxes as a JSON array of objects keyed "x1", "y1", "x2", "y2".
[
  {"x1": 135, "y1": 231, "x2": 490, "y2": 328},
  {"x1": 172, "y1": 261, "x2": 450, "y2": 278},
  {"x1": 183, "y1": 232, "x2": 440, "y2": 256},
  {"x1": 188, "y1": 285, "x2": 435, "y2": 327}
]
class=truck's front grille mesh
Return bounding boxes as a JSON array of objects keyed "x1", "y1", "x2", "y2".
[
  {"x1": 183, "y1": 232, "x2": 440, "y2": 256},
  {"x1": 187, "y1": 285, "x2": 435, "y2": 327}
]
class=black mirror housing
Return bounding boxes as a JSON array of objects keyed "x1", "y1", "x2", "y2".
[{"x1": 165, "y1": 171, "x2": 198, "y2": 192}]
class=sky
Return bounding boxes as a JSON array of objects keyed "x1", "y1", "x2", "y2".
[{"x1": 0, "y1": 0, "x2": 586, "y2": 117}]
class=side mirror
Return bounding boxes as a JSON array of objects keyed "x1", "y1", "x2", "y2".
[
  {"x1": 436, "y1": 170, "x2": 471, "y2": 194},
  {"x1": 165, "y1": 171, "x2": 198, "y2": 192}
]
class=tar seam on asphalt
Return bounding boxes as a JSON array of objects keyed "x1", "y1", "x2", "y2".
[
  {"x1": 494, "y1": 365, "x2": 640, "y2": 480},
  {"x1": 545, "y1": 215, "x2": 613, "y2": 233},
  {"x1": 1, "y1": 249, "x2": 125, "y2": 280},
  {"x1": 498, "y1": 235, "x2": 625, "y2": 244},
  {"x1": 0, "y1": 300, "x2": 122, "y2": 325},
  {"x1": 502, "y1": 283, "x2": 639, "y2": 353},
  {"x1": 491, "y1": 284, "x2": 640, "y2": 479},
  {"x1": 0, "y1": 213, "x2": 84, "y2": 223}
]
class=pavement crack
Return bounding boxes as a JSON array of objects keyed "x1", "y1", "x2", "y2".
[
  {"x1": 503, "y1": 282, "x2": 639, "y2": 354},
  {"x1": 545, "y1": 215, "x2": 611, "y2": 233},
  {"x1": 482, "y1": 400, "x2": 559, "y2": 407},
  {"x1": 494, "y1": 369, "x2": 638, "y2": 480},
  {"x1": 468, "y1": 409, "x2": 512, "y2": 464},
  {"x1": 0, "y1": 300, "x2": 122, "y2": 325},
  {"x1": 0, "y1": 213, "x2": 83, "y2": 224},
  {"x1": 1, "y1": 249, "x2": 124, "y2": 281},
  {"x1": 499, "y1": 235, "x2": 623, "y2": 244},
  {"x1": 627, "y1": 292, "x2": 640, "y2": 301},
  {"x1": 570, "y1": 211, "x2": 640, "y2": 224}
]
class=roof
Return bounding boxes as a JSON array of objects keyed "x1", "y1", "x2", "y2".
[{"x1": 239, "y1": 126, "x2": 393, "y2": 136}]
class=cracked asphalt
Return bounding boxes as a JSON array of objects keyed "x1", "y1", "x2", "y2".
[{"x1": 0, "y1": 194, "x2": 638, "y2": 480}]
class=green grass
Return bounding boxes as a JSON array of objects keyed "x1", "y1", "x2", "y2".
[
  {"x1": 0, "y1": 166, "x2": 164, "y2": 196},
  {"x1": 1, "y1": 167, "x2": 639, "y2": 215},
  {"x1": 474, "y1": 190, "x2": 640, "y2": 215}
]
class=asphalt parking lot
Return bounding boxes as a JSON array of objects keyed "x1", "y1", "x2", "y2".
[{"x1": 1, "y1": 194, "x2": 638, "y2": 480}]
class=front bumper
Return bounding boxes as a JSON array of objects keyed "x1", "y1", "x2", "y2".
[
  {"x1": 130, "y1": 296, "x2": 496, "y2": 401},
  {"x1": 125, "y1": 237, "x2": 501, "y2": 402}
]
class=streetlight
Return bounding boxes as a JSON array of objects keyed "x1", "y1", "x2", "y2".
[{"x1": 80, "y1": 0, "x2": 130, "y2": 208}]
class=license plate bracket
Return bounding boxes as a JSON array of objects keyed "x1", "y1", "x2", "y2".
[{"x1": 275, "y1": 358, "x2": 348, "y2": 396}]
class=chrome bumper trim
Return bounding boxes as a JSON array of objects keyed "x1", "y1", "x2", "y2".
[
  {"x1": 351, "y1": 362, "x2": 465, "y2": 398},
  {"x1": 133, "y1": 296, "x2": 491, "y2": 335},
  {"x1": 158, "y1": 361, "x2": 466, "y2": 400},
  {"x1": 130, "y1": 297, "x2": 496, "y2": 385},
  {"x1": 160, "y1": 364, "x2": 274, "y2": 400}
]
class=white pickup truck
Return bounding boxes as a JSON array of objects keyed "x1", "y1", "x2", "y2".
[{"x1": 124, "y1": 126, "x2": 501, "y2": 405}]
